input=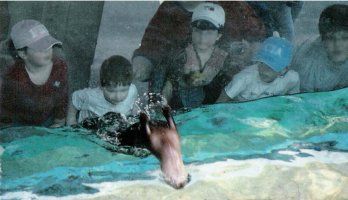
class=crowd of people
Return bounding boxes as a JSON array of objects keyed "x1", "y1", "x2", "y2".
[{"x1": 0, "y1": 2, "x2": 347, "y2": 128}]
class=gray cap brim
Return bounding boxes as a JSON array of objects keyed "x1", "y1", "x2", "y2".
[{"x1": 27, "y1": 35, "x2": 62, "y2": 51}]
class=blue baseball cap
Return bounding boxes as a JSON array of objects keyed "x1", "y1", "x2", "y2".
[{"x1": 253, "y1": 36, "x2": 293, "y2": 72}]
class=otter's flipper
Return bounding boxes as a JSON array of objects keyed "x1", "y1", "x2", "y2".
[{"x1": 162, "y1": 105, "x2": 176, "y2": 130}]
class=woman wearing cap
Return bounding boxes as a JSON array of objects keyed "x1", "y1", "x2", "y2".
[
  {"x1": 290, "y1": 4, "x2": 348, "y2": 92},
  {"x1": 0, "y1": 19, "x2": 68, "y2": 127},
  {"x1": 218, "y1": 34, "x2": 300, "y2": 102},
  {"x1": 150, "y1": 2, "x2": 230, "y2": 109}
]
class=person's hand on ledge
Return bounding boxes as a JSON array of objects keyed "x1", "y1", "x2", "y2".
[{"x1": 50, "y1": 118, "x2": 66, "y2": 128}]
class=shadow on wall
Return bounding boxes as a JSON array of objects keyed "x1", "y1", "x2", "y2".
[{"x1": 89, "y1": 1, "x2": 160, "y2": 88}]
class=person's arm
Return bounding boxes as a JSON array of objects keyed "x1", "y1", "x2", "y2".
[
  {"x1": 189, "y1": 66, "x2": 220, "y2": 87},
  {"x1": 220, "y1": 73, "x2": 247, "y2": 101},
  {"x1": 129, "y1": 84, "x2": 140, "y2": 116},
  {"x1": 0, "y1": 70, "x2": 15, "y2": 126},
  {"x1": 216, "y1": 90, "x2": 233, "y2": 103},
  {"x1": 285, "y1": 70, "x2": 300, "y2": 94},
  {"x1": 202, "y1": 52, "x2": 244, "y2": 104},
  {"x1": 185, "y1": 48, "x2": 229, "y2": 87},
  {"x1": 132, "y1": 56, "x2": 154, "y2": 82},
  {"x1": 0, "y1": 102, "x2": 13, "y2": 127},
  {"x1": 52, "y1": 59, "x2": 69, "y2": 127},
  {"x1": 288, "y1": 82, "x2": 300, "y2": 94},
  {"x1": 50, "y1": 118, "x2": 66, "y2": 128},
  {"x1": 66, "y1": 99, "x2": 78, "y2": 126}
]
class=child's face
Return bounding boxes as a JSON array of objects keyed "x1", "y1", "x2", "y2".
[
  {"x1": 258, "y1": 63, "x2": 280, "y2": 83},
  {"x1": 192, "y1": 27, "x2": 221, "y2": 51},
  {"x1": 21, "y1": 47, "x2": 53, "y2": 67},
  {"x1": 323, "y1": 30, "x2": 348, "y2": 64},
  {"x1": 102, "y1": 83, "x2": 130, "y2": 105}
]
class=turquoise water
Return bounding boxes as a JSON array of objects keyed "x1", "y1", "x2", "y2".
[{"x1": 1, "y1": 88, "x2": 348, "y2": 197}]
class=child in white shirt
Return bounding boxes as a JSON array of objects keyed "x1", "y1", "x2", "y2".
[
  {"x1": 218, "y1": 36, "x2": 299, "y2": 102},
  {"x1": 67, "y1": 55, "x2": 138, "y2": 125}
]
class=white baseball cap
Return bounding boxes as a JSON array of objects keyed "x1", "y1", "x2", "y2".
[
  {"x1": 192, "y1": 3, "x2": 225, "y2": 29},
  {"x1": 10, "y1": 19, "x2": 62, "y2": 51}
]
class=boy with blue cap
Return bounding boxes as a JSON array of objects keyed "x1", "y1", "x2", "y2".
[{"x1": 218, "y1": 34, "x2": 299, "y2": 102}]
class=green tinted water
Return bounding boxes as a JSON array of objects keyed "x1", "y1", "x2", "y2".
[{"x1": 1, "y1": 88, "x2": 348, "y2": 197}]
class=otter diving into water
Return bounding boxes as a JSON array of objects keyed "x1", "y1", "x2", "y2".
[{"x1": 80, "y1": 105, "x2": 189, "y2": 189}]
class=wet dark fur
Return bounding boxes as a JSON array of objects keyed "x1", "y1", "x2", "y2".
[
  {"x1": 117, "y1": 120, "x2": 170, "y2": 148},
  {"x1": 81, "y1": 111, "x2": 171, "y2": 151}
]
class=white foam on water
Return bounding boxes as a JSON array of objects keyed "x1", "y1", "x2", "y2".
[
  {"x1": 239, "y1": 117, "x2": 277, "y2": 128},
  {"x1": 278, "y1": 150, "x2": 299, "y2": 156},
  {"x1": 0, "y1": 191, "x2": 41, "y2": 200},
  {"x1": 300, "y1": 149, "x2": 348, "y2": 164},
  {"x1": 2, "y1": 144, "x2": 344, "y2": 195},
  {"x1": 2, "y1": 150, "x2": 348, "y2": 200},
  {"x1": 237, "y1": 117, "x2": 293, "y2": 138},
  {"x1": 327, "y1": 116, "x2": 348, "y2": 123}
]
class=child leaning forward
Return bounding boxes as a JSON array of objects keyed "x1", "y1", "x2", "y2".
[
  {"x1": 67, "y1": 55, "x2": 138, "y2": 125},
  {"x1": 218, "y1": 35, "x2": 300, "y2": 102}
]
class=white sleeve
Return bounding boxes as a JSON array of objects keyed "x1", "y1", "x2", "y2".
[
  {"x1": 129, "y1": 84, "x2": 139, "y2": 105},
  {"x1": 129, "y1": 84, "x2": 140, "y2": 115},
  {"x1": 285, "y1": 70, "x2": 300, "y2": 94},
  {"x1": 72, "y1": 88, "x2": 90, "y2": 110},
  {"x1": 224, "y1": 72, "x2": 247, "y2": 99}
]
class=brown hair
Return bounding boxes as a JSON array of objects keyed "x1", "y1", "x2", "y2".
[
  {"x1": 319, "y1": 4, "x2": 348, "y2": 39},
  {"x1": 100, "y1": 55, "x2": 133, "y2": 87}
]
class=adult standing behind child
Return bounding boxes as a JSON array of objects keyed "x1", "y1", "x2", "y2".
[
  {"x1": 0, "y1": 20, "x2": 68, "y2": 127},
  {"x1": 133, "y1": 1, "x2": 267, "y2": 105},
  {"x1": 66, "y1": 55, "x2": 138, "y2": 125},
  {"x1": 132, "y1": 1, "x2": 266, "y2": 83},
  {"x1": 218, "y1": 34, "x2": 299, "y2": 102},
  {"x1": 152, "y1": 3, "x2": 230, "y2": 109}
]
